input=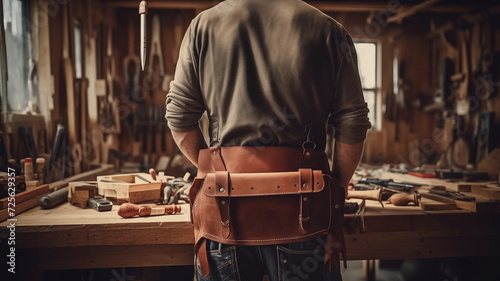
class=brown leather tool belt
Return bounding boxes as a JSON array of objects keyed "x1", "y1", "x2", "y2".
[{"x1": 190, "y1": 145, "x2": 346, "y2": 278}]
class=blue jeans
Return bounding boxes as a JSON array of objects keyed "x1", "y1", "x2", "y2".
[{"x1": 195, "y1": 236, "x2": 343, "y2": 281}]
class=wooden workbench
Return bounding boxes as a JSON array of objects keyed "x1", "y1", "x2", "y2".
[{"x1": 1, "y1": 199, "x2": 500, "y2": 276}]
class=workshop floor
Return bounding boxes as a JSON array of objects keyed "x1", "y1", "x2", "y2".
[
  {"x1": 340, "y1": 257, "x2": 500, "y2": 281},
  {"x1": 341, "y1": 261, "x2": 404, "y2": 281},
  {"x1": 39, "y1": 258, "x2": 500, "y2": 280}
]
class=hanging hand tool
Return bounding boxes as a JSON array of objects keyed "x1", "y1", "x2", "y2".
[
  {"x1": 148, "y1": 14, "x2": 165, "y2": 85},
  {"x1": 151, "y1": 105, "x2": 159, "y2": 153},
  {"x1": 124, "y1": 18, "x2": 141, "y2": 102},
  {"x1": 124, "y1": 14, "x2": 145, "y2": 156},
  {"x1": 147, "y1": 14, "x2": 166, "y2": 154},
  {"x1": 103, "y1": 25, "x2": 120, "y2": 132},
  {"x1": 139, "y1": 1, "x2": 148, "y2": 71},
  {"x1": 62, "y1": 3, "x2": 81, "y2": 174},
  {"x1": 148, "y1": 79, "x2": 158, "y2": 154},
  {"x1": 18, "y1": 126, "x2": 39, "y2": 168},
  {"x1": 49, "y1": 123, "x2": 69, "y2": 181}
]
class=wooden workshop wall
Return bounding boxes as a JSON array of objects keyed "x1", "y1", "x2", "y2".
[
  {"x1": 113, "y1": 9, "x2": 195, "y2": 166},
  {"x1": 11, "y1": 1, "x2": 498, "y2": 176},
  {"x1": 338, "y1": 10, "x2": 500, "y2": 169},
  {"x1": 44, "y1": 2, "x2": 199, "y2": 175},
  {"x1": 373, "y1": 35, "x2": 435, "y2": 166},
  {"x1": 427, "y1": 15, "x2": 500, "y2": 170},
  {"x1": 1, "y1": 0, "x2": 102, "y2": 178},
  {"x1": 3, "y1": 2, "x2": 196, "y2": 177},
  {"x1": 332, "y1": 12, "x2": 435, "y2": 167},
  {"x1": 45, "y1": 0, "x2": 110, "y2": 177}
]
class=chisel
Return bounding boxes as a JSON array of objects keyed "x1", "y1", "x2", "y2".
[{"x1": 139, "y1": 1, "x2": 148, "y2": 71}]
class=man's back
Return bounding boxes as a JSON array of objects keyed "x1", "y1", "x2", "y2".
[
  {"x1": 166, "y1": 2, "x2": 370, "y2": 280},
  {"x1": 167, "y1": 0, "x2": 370, "y2": 150}
]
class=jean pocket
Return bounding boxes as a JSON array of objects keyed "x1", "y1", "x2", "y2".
[
  {"x1": 198, "y1": 245, "x2": 239, "y2": 281},
  {"x1": 277, "y1": 245, "x2": 326, "y2": 281}
]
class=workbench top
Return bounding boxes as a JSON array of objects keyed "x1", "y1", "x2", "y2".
[
  {"x1": 2, "y1": 202, "x2": 191, "y2": 226},
  {"x1": 1, "y1": 199, "x2": 499, "y2": 271},
  {"x1": 0, "y1": 203, "x2": 194, "y2": 249}
]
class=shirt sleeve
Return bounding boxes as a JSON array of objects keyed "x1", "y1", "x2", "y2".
[
  {"x1": 166, "y1": 23, "x2": 205, "y2": 132},
  {"x1": 328, "y1": 28, "x2": 371, "y2": 144}
]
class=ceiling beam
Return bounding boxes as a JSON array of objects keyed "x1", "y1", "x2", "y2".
[
  {"x1": 426, "y1": 4, "x2": 500, "y2": 39},
  {"x1": 387, "y1": 0, "x2": 443, "y2": 24},
  {"x1": 310, "y1": 1, "x2": 470, "y2": 13},
  {"x1": 102, "y1": 0, "x2": 474, "y2": 14},
  {"x1": 102, "y1": 0, "x2": 213, "y2": 10}
]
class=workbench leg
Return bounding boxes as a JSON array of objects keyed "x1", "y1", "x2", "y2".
[
  {"x1": 362, "y1": 260, "x2": 378, "y2": 281},
  {"x1": 18, "y1": 249, "x2": 43, "y2": 281}
]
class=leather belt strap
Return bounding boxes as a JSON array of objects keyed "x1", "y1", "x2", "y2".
[
  {"x1": 198, "y1": 148, "x2": 229, "y2": 277},
  {"x1": 203, "y1": 170, "x2": 325, "y2": 197},
  {"x1": 196, "y1": 239, "x2": 209, "y2": 276},
  {"x1": 299, "y1": 168, "x2": 313, "y2": 232},
  {"x1": 215, "y1": 171, "x2": 231, "y2": 238},
  {"x1": 209, "y1": 146, "x2": 226, "y2": 171}
]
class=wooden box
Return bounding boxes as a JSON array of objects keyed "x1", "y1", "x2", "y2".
[
  {"x1": 96, "y1": 173, "x2": 162, "y2": 204},
  {"x1": 68, "y1": 182, "x2": 98, "y2": 208}
]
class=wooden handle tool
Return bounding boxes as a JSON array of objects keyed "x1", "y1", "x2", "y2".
[
  {"x1": 388, "y1": 193, "x2": 420, "y2": 206},
  {"x1": 347, "y1": 189, "x2": 381, "y2": 201},
  {"x1": 118, "y1": 203, "x2": 181, "y2": 218},
  {"x1": 149, "y1": 168, "x2": 157, "y2": 180}
]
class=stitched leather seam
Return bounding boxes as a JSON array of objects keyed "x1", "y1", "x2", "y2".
[
  {"x1": 276, "y1": 247, "x2": 322, "y2": 255},
  {"x1": 203, "y1": 191, "x2": 324, "y2": 197},
  {"x1": 208, "y1": 246, "x2": 237, "y2": 254},
  {"x1": 202, "y1": 172, "x2": 326, "y2": 197},
  {"x1": 200, "y1": 229, "x2": 328, "y2": 243}
]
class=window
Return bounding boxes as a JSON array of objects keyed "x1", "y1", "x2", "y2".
[
  {"x1": 354, "y1": 42, "x2": 378, "y2": 129},
  {"x1": 1, "y1": 0, "x2": 39, "y2": 114}
]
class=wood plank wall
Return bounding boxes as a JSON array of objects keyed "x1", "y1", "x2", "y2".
[
  {"x1": 28, "y1": 1, "x2": 499, "y2": 174},
  {"x1": 335, "y1": 11, "x2": 500, "y2": 168},
  {"x1": 113, "y1": 9, "x2": 195, "y2": 166}
]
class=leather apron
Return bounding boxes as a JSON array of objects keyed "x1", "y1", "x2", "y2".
[{"x1": 190, "y1": 145, "x2": 346, "y2": 278}]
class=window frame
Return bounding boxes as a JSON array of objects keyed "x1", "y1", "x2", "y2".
[
  {"x1": 353, "y1": 40, "x2": 382, "y2": 130},
  {"x1": 1, "y1": 0, "x2": 50, "y2": 158}
]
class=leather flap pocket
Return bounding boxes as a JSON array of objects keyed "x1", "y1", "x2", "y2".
[{"x1": 203, "y1": 169, "x2": 325, "y2": 197}]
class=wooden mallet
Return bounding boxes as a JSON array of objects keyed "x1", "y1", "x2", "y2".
[{"x1": 387, "y1": 193, "x2": 420, "y2": 206}]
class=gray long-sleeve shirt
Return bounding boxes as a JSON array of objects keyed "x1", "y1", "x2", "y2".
[{"x1": 166, "y1": 0, "x2": 371, "y2": 151}]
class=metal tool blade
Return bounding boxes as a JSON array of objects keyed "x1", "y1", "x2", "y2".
[
  {"x1": 139, "y1": 1, "x2": 148, "y2": 71},
  {"x1": 140, "y1": 14, "x2": 146, "y2": 71}
]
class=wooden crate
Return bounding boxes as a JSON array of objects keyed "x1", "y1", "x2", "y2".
[{"x1": 96, "y1": 173, "x2": 162, "y2": 204}]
